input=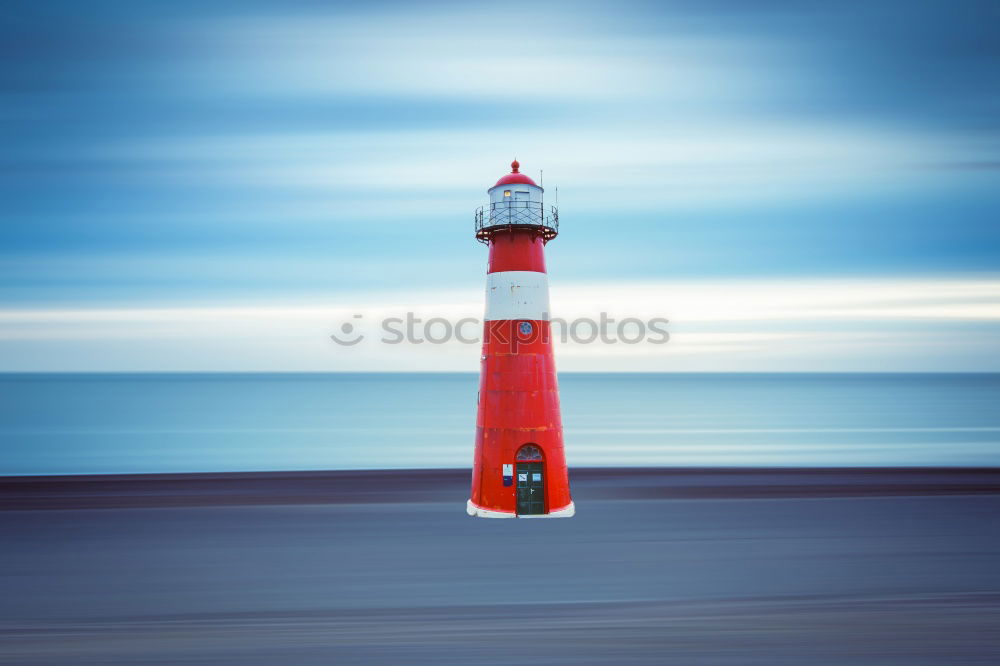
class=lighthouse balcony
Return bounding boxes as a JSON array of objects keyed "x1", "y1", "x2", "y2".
[{"x1": 475, "y1": 202, "x2": 559, "y2": 243}]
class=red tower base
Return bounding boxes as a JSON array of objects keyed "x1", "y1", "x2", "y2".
[{"x1": 466, "y1": 500, "x2": 575, "y2": 519}]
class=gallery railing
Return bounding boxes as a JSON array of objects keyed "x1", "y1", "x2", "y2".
[{"x1": 474, "y1": 201, "x2": 559, "y2": 243}]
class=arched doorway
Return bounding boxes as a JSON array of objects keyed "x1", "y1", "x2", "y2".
[{"x1": 515, "y1": 444, "x2": 545, "y2": 515}]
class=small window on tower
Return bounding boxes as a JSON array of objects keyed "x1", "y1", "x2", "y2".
[
  {"x1": 516, "y1": 444, "x2": 543, "y2": 461},
  {"x1": 503, "y1": 190, "x2": 511, "y2": 197}
]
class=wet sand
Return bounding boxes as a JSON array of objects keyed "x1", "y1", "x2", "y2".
[{"x1": 2, "y1": 468, "x2": 999, "y2": 664}]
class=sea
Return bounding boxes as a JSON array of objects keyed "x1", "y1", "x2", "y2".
[{"x1": 1, "y1": 373, "x2": 999, "y2": 475}]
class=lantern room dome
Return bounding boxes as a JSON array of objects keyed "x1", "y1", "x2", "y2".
[
  {"x1": 475, "y1": 159, "x2": 558, "y2": 244},
  {"x1": 492, "y1": 159, "x2": 539, "y2": 188}
]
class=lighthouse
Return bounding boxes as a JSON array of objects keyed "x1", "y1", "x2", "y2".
[{"x1": 466, "y1": 160, "x2": 574, "y2": 518}]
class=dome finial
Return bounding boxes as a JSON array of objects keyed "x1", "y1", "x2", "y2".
[{"x1": 511, "y1": 159, "x2": 520, "y2": 173}]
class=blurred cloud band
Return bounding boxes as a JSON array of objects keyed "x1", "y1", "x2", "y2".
[
  {"x1": 1, "y1": 1, "x2": 997, "y2": 371},
  {"x1": 0, "y1": 278, "x2": 997, "y2": 372}
]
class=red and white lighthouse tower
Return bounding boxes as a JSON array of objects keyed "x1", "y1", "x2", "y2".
[{"x1": 466, "y1": 160, "x2": 574, "y2": 518}]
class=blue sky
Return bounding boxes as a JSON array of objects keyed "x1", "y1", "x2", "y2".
[{"x1": 1, "y1": 0, "x2": 998, "y2": 370}]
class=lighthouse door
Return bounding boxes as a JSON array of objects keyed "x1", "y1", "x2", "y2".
[{"x1": 516, "y1": 462, "x2": 545, "y2": 515}]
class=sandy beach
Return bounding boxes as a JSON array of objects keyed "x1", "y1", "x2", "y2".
[{"x1": 2, "y1": 468, "x2": 999, "y2": 664}]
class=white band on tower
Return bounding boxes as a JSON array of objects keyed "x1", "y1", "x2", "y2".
[{"x1": 484, "y1": 271, "x2": 551, "y2": 321}]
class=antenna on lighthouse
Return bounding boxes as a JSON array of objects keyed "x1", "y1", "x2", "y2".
[{"x1": 540, "y1": 170, "x2": 544, "y2": 219}]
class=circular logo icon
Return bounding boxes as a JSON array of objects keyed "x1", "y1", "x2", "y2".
[{"x1": 518, "y1": 321, "x2": 533, "y2": 336}]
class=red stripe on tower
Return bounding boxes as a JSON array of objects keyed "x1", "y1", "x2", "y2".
[{"x1": 467, "y1": 160, "x2": 574, "y2": 519}]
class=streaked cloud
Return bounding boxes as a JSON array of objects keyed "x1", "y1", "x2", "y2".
[
  {"x1": 101, "y1": 124, "x2": 979, "y2": 209},
  {"x1": 1, "y1": 278, "x2": 997, "y2": 372},
  {"x1": 1, "y1": 0, "x2": 998, "y2": 370}
]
